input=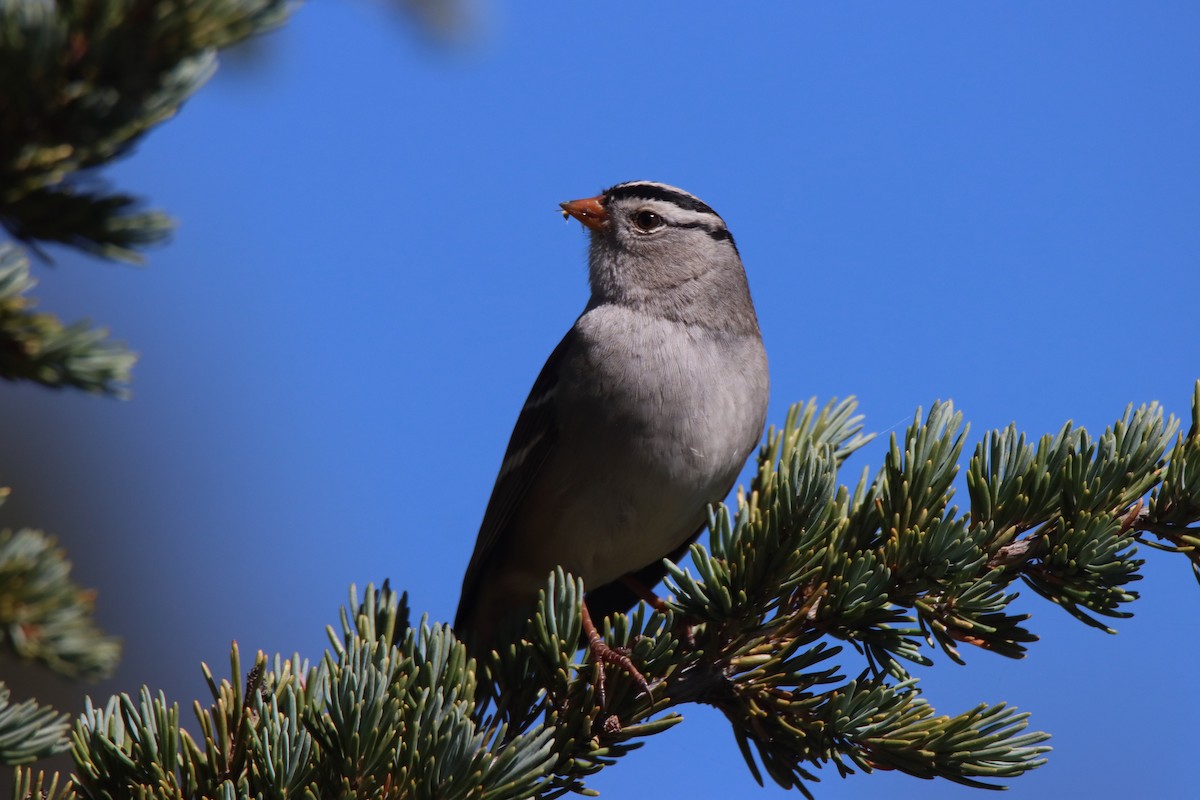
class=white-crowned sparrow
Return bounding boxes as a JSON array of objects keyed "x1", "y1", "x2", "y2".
[{"x1": 455, "y1": 181, "x2": 769, "y2": 693}]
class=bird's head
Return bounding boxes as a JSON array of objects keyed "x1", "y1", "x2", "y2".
[{"x1": 560, "y1": 181, "x2": 749, "y2": 323}]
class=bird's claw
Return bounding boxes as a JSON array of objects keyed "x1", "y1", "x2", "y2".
[
  {"x1": 588, "y1": 638, "x2": 652, "y2": 708},
  {"x1": 580, "y1": 602, "x2": 653, "y2": 709}
]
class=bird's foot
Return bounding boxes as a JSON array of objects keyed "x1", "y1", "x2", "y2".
[
  {"x1": 619, "y1": 575, "x2": 696, "y2": 646},
  {"x1": 580, "y1": 602, "x2": 652, "y2": 708}
]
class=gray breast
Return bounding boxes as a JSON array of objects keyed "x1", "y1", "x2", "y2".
[{"x1": 539, "y1": 306, "x2": 767, "y2": 584}]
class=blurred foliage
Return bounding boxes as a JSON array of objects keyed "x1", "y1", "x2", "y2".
[
  {"x1": 0, "y1": 683, "x2": 70, "y2": 767},
  {"x1": 0, "y1": 0, "x2": 291, "y2": 394},
  {"x1": 0, "y1": 491, "x2": 121, "y2": 684},
  {"x1": 2, "y1": 0, "x2": 294, "y2": 766},
  {"x1": 0, "y1": 0, "x2": 289, "y2": 262},
  {"x1": 13, "y1": 389, "x2": 1200, "y2": 798},
  {"x1": 0, "y1": 245, "x2": 134, "y2": 395},
  {"x1": 0, "y1": 485, "x2": 120, "y2": 770}
]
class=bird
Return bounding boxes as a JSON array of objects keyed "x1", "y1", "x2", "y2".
[{"x1": 455, "y1": 181, "x2": 769, "y2": 699}]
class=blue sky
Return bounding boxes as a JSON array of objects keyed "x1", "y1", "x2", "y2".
[{"x1": 3, "y1": 2, "x2": 1199, "y2": 797}]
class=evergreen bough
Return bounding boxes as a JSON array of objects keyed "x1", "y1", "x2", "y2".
[
  {"x1": 0, "y1": 486, "x2": 121, "y2": 767},
  {"x1": 0, "y1": 0, "x2": 290, "y2": 395},
  {"x1": 0, "y1": 244, "x2": 135, "y2": 394},
  {"x1": 0, "y1": 0, "x2": 291, "y2": 784},
  {"x1": 13, "y1": 389, "x2": 1200, "y2": 799}
]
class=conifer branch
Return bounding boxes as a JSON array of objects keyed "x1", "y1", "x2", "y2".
[
  {"x1": 0, "y1": 489, "x2": 119, "y2": 771},
  {"x1": 0, "y1": 0, "x2": 290, "y2": 262},
  {"x1": 0, "y1": 684, "x2": 70, "y2": 766},
  {"x1": 0, "y1": 504, "x2": 121, "y2": 682},
  {"x1": 0, "y1": 245, "x2": 134, "y2": 395},
  {"x1": 13, "y1": 388, "x2": 1200, "y2": 799}
]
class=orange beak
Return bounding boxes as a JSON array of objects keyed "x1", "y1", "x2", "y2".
[{"x1": 559, "y1": 195, "x2": 608, "y2": 230}]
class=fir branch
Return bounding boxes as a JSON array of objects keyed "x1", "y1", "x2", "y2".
[
  {"x1": 0, "y1": 683, "x2": 71, "y2": 766},
  {"x1": 1, "y1": 186, "x2": 173, "y2": 264},
  {"x1": 54, "y1": 589, "x2": 563, "y2": 800},
  {"x1": 0, "y1": 519, "x2": 121, "y2": 682},
  {"x1": 0, "y1": 245, "x2": 134, "y2": 395},
  {"x1": 0, "y1": 0, "x2": 291, "y2": 262},
  {"x1": 12, "y1": 769, "x2": 72, "y2": 800},
  {"x1": 1141, "y1": 382, "x2": 1200, "y2": 579},
  {"x1": 14, "y1": 390, "x2": 1200, "y2": 799}
]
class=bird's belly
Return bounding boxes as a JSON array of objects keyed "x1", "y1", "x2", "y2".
[
  {"x1": 516, "y1": 376, "x2": 760, "y2": 589},
  {"x1": 548, "y1": 463, "x2": 710, "y2": 585}
]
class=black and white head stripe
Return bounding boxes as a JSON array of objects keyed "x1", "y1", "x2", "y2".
[
  {"x1": 602, "y1": 181, "x2": 736, "y2": 246},
  {"x1": 604, "y1": 181, "x2": 720, "y2": 217}
]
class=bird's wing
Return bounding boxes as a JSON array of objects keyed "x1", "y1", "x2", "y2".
[{"x1": 454, "y1": 328, "x2": 575, "y2": 631}]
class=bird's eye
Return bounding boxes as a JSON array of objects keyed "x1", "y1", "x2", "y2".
[{"x1": 632, "y1": 210, "x2": 664, "y2": 233}]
